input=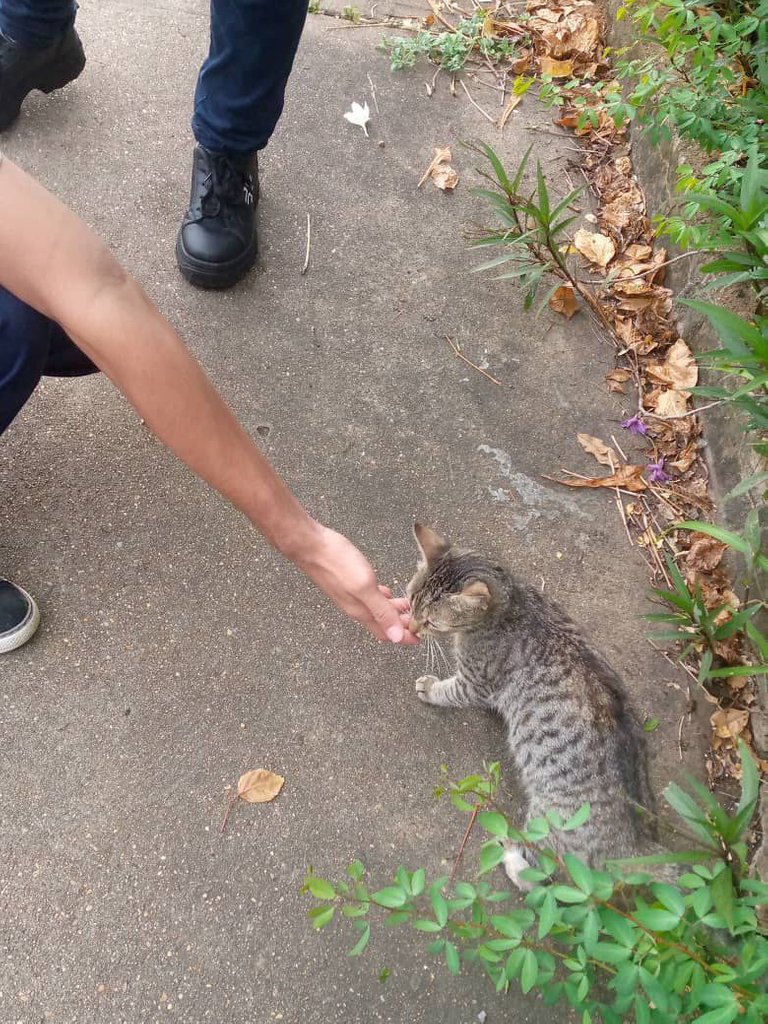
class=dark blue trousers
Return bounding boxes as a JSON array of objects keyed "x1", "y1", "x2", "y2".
[
  {"x1": 0, "y1": 287, "x2": 97, "y2": 436},
  {"x1": 0, "y1": 0, "x2": 309, "y2": 154}
]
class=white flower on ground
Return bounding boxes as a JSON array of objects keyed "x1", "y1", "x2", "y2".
[{"x1": 343, "y1": 100, "x2": 370, "y2": 137}]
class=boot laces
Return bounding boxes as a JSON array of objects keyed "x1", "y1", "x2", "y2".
[{"x1": 200, "y1": 154, "x2": 251, "y2": 217}]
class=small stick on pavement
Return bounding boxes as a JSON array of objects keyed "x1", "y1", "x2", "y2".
[
  {"x1": 444, "y1": 334, "x2": 503, "y2": 386},
  {"x1": 220, "y1": 787, "x2": 238, "y2": 834},
  {"x1": 459, "y1": 78, "x2": 496, "y2": 125},
  {"x1": 417, "y1": 150, "x2": 443, "y2": 188},
  {"x1": 301, "y1": 213, "x2": 311, "y2": 275},
  {"x1": 450, "y1": 803, "x2": 479, "y2": 885},
  {"x1": 366, "y1": 72, "x2": 380, "y2": 114}
]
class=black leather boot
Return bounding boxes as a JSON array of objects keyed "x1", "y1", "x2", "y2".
[
  {"x1": 0, "y1": 26, "x2": 85, "y2": 132},
  {"x1": 176, "y1": 145, "x2": 259, "y2": 289}
]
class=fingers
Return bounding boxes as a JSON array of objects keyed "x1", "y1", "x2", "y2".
[{"x1": 365, "y1": 588, "x2": 412, "y2": 644}]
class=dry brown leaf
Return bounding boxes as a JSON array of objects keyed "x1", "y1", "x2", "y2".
[
  {"x1": 633, "y1": 335, "x2": 659, "y2": 356},
  {"x1": 605, "y1": 367, "x2": 631, "y2": 393},
  {"x1": 555, "y1": 112, "x2": 581, "y2": 130},
  {"x1": 601, "y1": 189, "x2": 645, "y2": 232},
  {"x1": 549, "y1": 284, "x2": 579, "y2": 319},
  {"x1": 648, "y1": 339, "x2": 698, "y2": 390},
  {"x1": 565, "y1": 15, "x2": 600, "y2": 55},
  {"x1": 686, "y1": 533, "x2": 728, "y2": 572},
  {"x1": 498, "y1": 92, "x2": 523, "y2": 129},
  {"x1": 511, "y1": 52, "x2": 532, "y2": 74},
  {"x1": 540, "y1": 56, "x2": 574, "y2": 77},
  {"x1": 555, "y1": 464, "x2": 648, "y2": 492},
  {"x1": 616, "y1": 295, "x2": 655, "y2": 313},
  {"x1": 613, "y1": 269, "x2": 654, "y2": 297},
  {"x1": 624, "y1": 243, "x2": 653, "y2": 261},
  {"x1": 417, "y1": 146, "x2": 453, "y2": 188},
  {"x1": 539, "y1": 12, "x2": 600, "y2": 58},
  {"x1": 697, "y1": 577, "x2": 740, "y2": 612},
  {"x1": 670, "y1": 442, "x2": 699, "y2": 473},
  {"x1": 577, "y1": 433, "x2": 617, "y2": 468},
  {"x1": 713, "y1": 636, "x2": 745, "y2": 664},
  {"x1": 237, "y1": 769, "x2": 285, "y2": 804},
  {"x1": 532, "y1": 9, "x2": 564, "y2": 25},
  {"x1": 711, "y1": 708, "x2": 749, "y2": 742},
  {"x1": 573, "y1": 228, "x2": 616, "y2": 267},
  {"x1": 654, "y1": 389, "x2": 689, "y2": 418},
  {"x1": 432, "y1": 162, "x2": 459, "y2": 190}
]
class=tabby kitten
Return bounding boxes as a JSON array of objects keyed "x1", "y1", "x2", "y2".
[{"x1": 407, "y1": 524, "x2": 657, "y2": 889}]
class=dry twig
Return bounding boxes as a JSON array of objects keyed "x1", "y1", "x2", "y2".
[{"x1": 444, "y1": 334, "x2": 504, "y2": 385}]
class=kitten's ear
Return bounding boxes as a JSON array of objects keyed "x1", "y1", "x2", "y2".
[
  {"x1": 413, "y1": 523, "x2": 450, "y2": 565},
  {"x1": 460, "y1": 581, "x2": 491, "y2": 610}
]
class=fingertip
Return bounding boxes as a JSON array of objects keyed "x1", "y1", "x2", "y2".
[{"x1": 385, "y1": 623, "x2": 405, "y2": 644}]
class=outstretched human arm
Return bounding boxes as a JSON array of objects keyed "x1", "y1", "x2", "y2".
[{"x1": 0, "y1": 155, "x2": 415, "y2": 644}]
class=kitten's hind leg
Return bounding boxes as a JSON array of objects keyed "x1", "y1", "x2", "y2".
[
  {"x1": 502, "y1": 843, "x2": 535, "y2": 893},
  {"x1": 415, "y1": 675, "x2": 471, "y2": 707}
]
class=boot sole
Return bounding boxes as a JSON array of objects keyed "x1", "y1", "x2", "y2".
[
  {"x1": 0, "y1": 35, "x2": 86, "y2": 132},
  {"x1": 175, "y1": 232, "x2": 259, "y2": 290}
]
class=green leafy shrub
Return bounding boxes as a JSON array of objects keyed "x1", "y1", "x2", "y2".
[
  {"x1": 304, "y1": 749, "x2": 767, "y2": 1022},
  {"x1": 602, "y1": 0, "x2": 768, "y2": 248},
  {"x1": 382, "y1": 14, "x2": 521, "y2": 73}
]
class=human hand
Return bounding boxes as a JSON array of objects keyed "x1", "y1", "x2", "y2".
[{"x1": 289, "y1": 523, "x2": 418, "y2": 645}]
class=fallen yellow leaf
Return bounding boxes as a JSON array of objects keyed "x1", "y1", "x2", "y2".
[
  {"x1": 540, "y1": 56, "x2": 574, "y2": 77},
  {"x1": 237, "y1": 769, "x2": 285, "y2": 804},
  {"x1": 498, "y1": 92, "x2": 523, "y2": 129}
]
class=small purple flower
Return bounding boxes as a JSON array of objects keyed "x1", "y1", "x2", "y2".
[
  {"x1": 646, "y1": 458, "x2": 670, "y2": 484},
  {"x1": 621, "y1": 413, "x2": 648, "y2": 436}
]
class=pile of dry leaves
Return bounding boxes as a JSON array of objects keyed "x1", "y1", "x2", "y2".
[
  {"x1": 517, "y1": 0, "x2": 763, "y2": 782},
  {"x1": 415, "y1": 1, "x2": 762, "y2": 782}
]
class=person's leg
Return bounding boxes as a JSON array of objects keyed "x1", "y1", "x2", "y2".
[
  {"x1": 0, "y1": 284, "x2": 96, "y2": 435},
  {"x1": 0, "y1": 0, "x2": 85, "y2": 131},
  {"x1": 0, "y1": 0, "x2": 76, "y2": 47},
  {"x1": 191, "y1": 0, "x2": 309, "y2": 157},
  {"x1": 0, "y1": 286, "x2": 97, "y2": 653},
  {"x1": 176, "y1": 0, "x2": 308, "y2": 289}
]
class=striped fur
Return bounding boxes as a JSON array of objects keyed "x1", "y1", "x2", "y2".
[{"x1": 408, "y1": 525, "x2": 657, "y2": 886}]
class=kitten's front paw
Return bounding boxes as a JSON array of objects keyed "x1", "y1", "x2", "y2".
[{"x1": 415, "y1": 675, "x2": 440, "y2": 704}]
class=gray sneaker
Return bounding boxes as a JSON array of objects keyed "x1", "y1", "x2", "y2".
[{"x1": 0, "y1": 578, "x2": 40, "y2": 653}]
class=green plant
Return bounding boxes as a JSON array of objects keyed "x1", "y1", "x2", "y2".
[
  {"x1": 382, "y1": 14, "x2": 521, "y2": 73},
  {"x1": 688, "y1": 153, "x2": 768, "y2": 306},
  {"x1": 681, "y1": 300, "x2": 768, "y2": 449},
  {"x1": 304, "y1": 751, "x2": 767, "y2": 1023},
  {"x1": 647, "y1": 554, "x2": 766, "y2": 682},
  {"x1": 601, "y1": 0, "x2": 768, "y2": 248},
  {"x1": 308, "y1": 0, "x2": 321, "y2": 12},
  {"x1": 470, "y1": 144, "x2": 587, "y2": 313}
]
